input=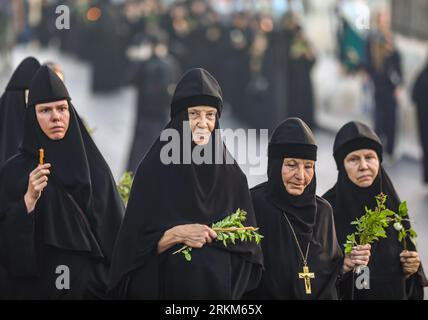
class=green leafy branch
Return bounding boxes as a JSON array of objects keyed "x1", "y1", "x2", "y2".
[
  {"x1": 344, "y1": 193, "x2": 395, "y2": 254},
  {"x1": 117, "y1": 171, "x2": 134, "y2": 206},
  {"x1": 344, "y1": 194, "x2": 418, "y2": 256},
  {"x1": 173, "y1": 208, "x2": 264, "y2": 261}
]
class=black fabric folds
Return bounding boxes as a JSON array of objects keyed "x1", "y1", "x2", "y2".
[{"x1": 0, "y1": 57, "x2": 41, "y2": 167}]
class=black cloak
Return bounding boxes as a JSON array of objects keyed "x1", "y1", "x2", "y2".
[
  {"x1": 244, "y1": 118, "x2": 343, "y2": 300},
  {"x1": 108, "y1": 68, "x2": 263, "y2": 299},
  {"x1": 0, "y1": 66, "x2": 124, "y2": 299},
  {"x1": 323, "y1": 121, "x2": 428, "y2": 299},
  {"x1": 0, "y1": 57, "x2": 41, "y2": 167},
  {"x1": 412, "y1": 63, "x2": 428, "y2": 183}
]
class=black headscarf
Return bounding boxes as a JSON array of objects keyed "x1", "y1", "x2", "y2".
[
  {"x1": 266, "y1": 118, "x2": 318, "y2": 243},
  {"x1": 108, "y1": 68, "x2": 263, "y2": 296},
  {"x1": 325, "y1": 121, "x2": 387, "y2": 245},
  {"x1": 245, "y1": 118, "x2": 343, "y2": 299},
  {"x1": 323, "y1": 121, "x2": 428, "y2": 299},
  {"x1": 5, "y1": 65, "x2": 124, "y2": 261},
  {"x1": 0, "y1": 57, "x2": 40, "y2": 167},
  {"x1": 170, "y1": 67, "x2": 223, "y2": 118}
]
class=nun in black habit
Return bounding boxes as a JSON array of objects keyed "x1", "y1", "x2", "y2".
[
  {"x1": 364, "y1": 10, "x2": 402, "y2": 157},
  {"x1": 0, "y1": 66, "x2": 124, "y2": 299},
  {"x1": 126, "y1": 30, "x2": 181, "y2": 173},
  {"x1": 323, "y1": 121, "x2": 428, "y2": 299},
  {"x1": 108, "y1": 68, "x2": 263, "y2": 299},
  {"x1": 0, "y1": 57, "x2": 40, "y2": 297},
  {"x1": 286, "y1": 27, "x2": 316, "y2": 129},
  {"x1": 0, "y1": 57, "x2": 40, "y2": 168},
  {"x1": 412, "y1": 62, "x2": 428, "y2": 184},
  {"x1": 244, "y1": 118, "x2": 370, "y2": 300}
]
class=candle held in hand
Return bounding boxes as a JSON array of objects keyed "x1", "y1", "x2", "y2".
[{"x1": 39, "y1": 148, "x2": 44, "y2": 165}]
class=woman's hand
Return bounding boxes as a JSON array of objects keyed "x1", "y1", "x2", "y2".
[
  {"x1": 24, "y1": 163, "x2": 51, "y2": 213},
  {"x1": 342, "y1": 244, "x2": 371, "y2": 274},
  {"x1": 157, "y1": 224, "x2": 217, "y2": 254},
  {"x1": 400, "y1": 250, "x2": 420, "y2": 278}
]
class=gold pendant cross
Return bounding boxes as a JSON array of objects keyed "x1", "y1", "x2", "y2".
[{"x1": 299, "y1": 265, "x2": 315, "y2": 294}]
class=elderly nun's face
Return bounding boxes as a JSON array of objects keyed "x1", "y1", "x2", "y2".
[
  {"x1": 188, "y1": 106, "x2": 217, "y2": 145},
  {"x1": 281, "y1": 158, "x2": 315, "y2": 196},
  {"x1": 344, "y1": 149, "x2": 380, "y2": 188},
  {"x1": 35, "y1": 100, "x2": 70, "y2": 140}
]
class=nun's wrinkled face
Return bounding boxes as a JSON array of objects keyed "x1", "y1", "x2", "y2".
[
  {"x1": 35, "y1": 100, "x2": 70, "y2": 140},
  {"x1": 282, "y1": 158, "x2": 315, "y2": 196},
  {"x1": 344, "y1": 149, "x2": 380, "y2": 188},
  {"x1": 188, "y1": 106, "x2": 217, "y2": 145}
]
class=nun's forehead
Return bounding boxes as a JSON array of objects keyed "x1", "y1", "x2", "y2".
[
  {"x1": 282, "y1": 157, "x2": 315, "y2": 163},
  {"x1": 35, "y1": 99, "x2": 69, "y2": 108},
  {"x1": 187, "y1": 106, "x2": 217, "y2": 112},
  {"x1": 345, "y1": 148, "x2": 378, "y2": 157}
]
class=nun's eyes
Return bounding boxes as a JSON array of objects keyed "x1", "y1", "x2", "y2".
[{"x1": 188, "y1": 111, "x2": 216, "y2": 120}]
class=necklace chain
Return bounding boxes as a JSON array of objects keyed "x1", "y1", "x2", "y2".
[{"x1": 282, "y1": 212, "x2": 311, "y2": 266}]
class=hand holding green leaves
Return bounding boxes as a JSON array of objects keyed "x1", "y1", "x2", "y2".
[{"x1": 173, "y1": 208, "x2": 264, "y2": 261}]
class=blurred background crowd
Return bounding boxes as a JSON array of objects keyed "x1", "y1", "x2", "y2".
[{"x1": 1, "y1": 0, "x2": 428, "y2": 181}]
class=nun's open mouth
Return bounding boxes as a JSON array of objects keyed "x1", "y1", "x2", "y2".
[{"x1": 193, "y1": 132, "x2": 211, "y2": 145}]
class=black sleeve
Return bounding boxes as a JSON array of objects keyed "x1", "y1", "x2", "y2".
[
  {"x1": 2, "y1": 199, "x2": 38, "y2": 277},
  {"x1": 335, "y1": 261, "x2": 353, "y2": 300},
  {"x1": 406, "y1": 263, "x2": 428, "y2": 300}
]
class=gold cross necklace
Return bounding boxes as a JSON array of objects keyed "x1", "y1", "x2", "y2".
[{"x1": 282, "y1": 212, "x2": 315, "y2": 295}]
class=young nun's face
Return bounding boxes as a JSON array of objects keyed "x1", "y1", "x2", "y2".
[
  {"x1": 344, "y1": 149, "x2": 380, "y2": 188},
  {"x1": 35, "y1": 100, "x2": 70, "y2": 140},
  {"x1": 281, "y1": 158, "x2": 315, "y2": 196},
  {"x1": 188, "y1": 106, "x2": 217, "y2": 145}
]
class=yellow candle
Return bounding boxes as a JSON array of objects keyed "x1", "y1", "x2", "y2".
[{"x1": 39, "y1": 148, "x2": 44, "y2": 165}]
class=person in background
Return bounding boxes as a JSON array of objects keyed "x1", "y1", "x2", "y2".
[{"x1": 411, "y1": 60, "x2": 428, "y2": 185}]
